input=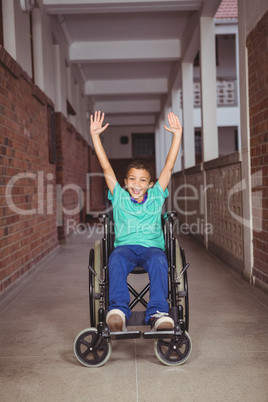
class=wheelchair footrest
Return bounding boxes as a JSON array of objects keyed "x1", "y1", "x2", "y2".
[
  {"x1": 143, "y1": 328, "x2": 182, "y2": 339},
  {"x1": 109, "y1": 330, "x2": 142, "y2": 340}
]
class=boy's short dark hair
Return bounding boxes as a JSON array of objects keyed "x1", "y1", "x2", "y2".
[{"x1": 125, "y1": 160, "x2": 153, "y2": 182}]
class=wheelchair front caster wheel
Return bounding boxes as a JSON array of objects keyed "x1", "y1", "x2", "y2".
[
  {"x1": 154, "y1": 331, "x2": 192, "y2": 366},
  {"x1": 74, "y1": 328, "x2": 112, "y2": 368}
]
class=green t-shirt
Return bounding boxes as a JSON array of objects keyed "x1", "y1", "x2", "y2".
[{"x1": 108, "y1": 181, "x2": 169, "y2": 251}]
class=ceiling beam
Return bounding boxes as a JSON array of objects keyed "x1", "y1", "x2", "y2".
[
  {"x1": 70, "y1": 40, "x2": 180, "y2": 63},
  {"x1": 94, "y1": 99, "x2": 161, "y2": 114},
  {"x1": 181, "y1": 11, "x2": 200, "y2": 63},
  {"x1": 85, "y1": 78, "x2": 168, "y2": 95},
  {"x1": 104, "y1": 113, "x2": 155, "y2": 126},
  {"x1": 44, "y1": 0, "x2": 201, "y2": 14}
]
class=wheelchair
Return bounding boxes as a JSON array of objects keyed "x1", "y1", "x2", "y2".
[{"x1": 74, "y1": 210, "x2": 192, "y2": 367}]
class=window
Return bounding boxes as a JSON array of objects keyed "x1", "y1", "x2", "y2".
[
  {"x1": 195, "y1": 131, "x2": 202, "y2": 165},
  {"x1": 132, "y1": 133, "x2": 155, "y2": 158},
  {"x1": 66, "y1": 99, "x2": 76, "y2": 116}
]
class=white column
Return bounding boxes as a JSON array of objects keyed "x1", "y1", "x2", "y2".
[
  {"x1": 182, "y1": 62, "x2": 195, "y2": 169},
  {"x1": 66, "y1": 66, "x2": 72, "y2": 103},
  {"x1": 53, "y1": 44, "x2": 63, "y2": 113},
  {"x1": 2, "y1": 0, "x2": 16, "y2": 59},
  {"x1": 155, "y1": 124, "x2": 161, "y2": 179},
  {"x1": 171, "y1": 89, "x2": 182, "y2": 172},
  {"x1": 200, "y1": 17, "x2": 218, "y2": 162},
  {"x1": 159, "y1": 117, "x2": 166, "y2": 175},
  {"x1": 32, "y1": 8, "x2": 45, "y2": 90},
  {"x1": 238, "y1": 0, "x2": 253, "y2": 283},
  {"x1": 75, "y1": 83, "x2": 80, "y2": 131},
  {"x1": 235, "y1": 26, "x2": 241, "y2": 151}
]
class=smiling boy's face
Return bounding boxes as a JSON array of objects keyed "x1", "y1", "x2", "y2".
[{"x1": 124, "y1": 168, "x2": 153, "y2": 203}]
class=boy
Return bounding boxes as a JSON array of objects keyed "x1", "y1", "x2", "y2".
[{"x1": 90, "y1": 110, "x2": 182, "y2": 332}]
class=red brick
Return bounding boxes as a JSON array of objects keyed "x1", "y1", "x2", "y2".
[
  {"x1": 248, "y1": 10, "x2": 268, "y2": 289},
  {"x1": 0, "y1": 51, "x2": 61, "y2": 293}
]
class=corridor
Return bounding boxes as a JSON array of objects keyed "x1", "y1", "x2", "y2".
[{"x1": 0, "y1": 227, "x2": 267, "y2": 402}]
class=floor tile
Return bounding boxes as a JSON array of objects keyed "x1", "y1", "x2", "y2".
[{"x1": 0, "y1": 229, "x2": 267, "y2": 402}]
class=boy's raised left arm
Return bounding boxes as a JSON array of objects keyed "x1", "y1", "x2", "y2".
[{"x1": 158, "y1": 112, "x2": 182, "y2": 192}]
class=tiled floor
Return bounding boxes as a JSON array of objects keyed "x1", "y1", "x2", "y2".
[{"x1": 1, "y1": 227, "x2": 268, "y2": 402}]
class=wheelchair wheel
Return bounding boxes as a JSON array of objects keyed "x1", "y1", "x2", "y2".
[
  {"x1": 74, "y1": 328, "x2": 111, "y2": 368},
  {"x1": 89, "y1": 240, "x2": 102, "y2": 327},
  {"x1": 175, "y1": 239, "x2": 189, "y2": 331},
  {"x1": 154, "y1": 331, "x2": 192, "y2": 366}
]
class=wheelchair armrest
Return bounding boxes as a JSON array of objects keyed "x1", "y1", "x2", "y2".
[{"x1": 162, "y1": 211, "x2": 178, "y2": 221}]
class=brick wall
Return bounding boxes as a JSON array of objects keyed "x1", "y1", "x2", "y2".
[
  {"x1": 0, "y1": 46, "x2": 58, "y2": 293},
  {"x1": 172, "y1": 170, "x2": 186, "y2": 225},
  {"x1": 88, "y1": 146, "x2": 106, "y2": 214},
  {"x1": 205, "y1": 155, "x2": 244, "y2": 273},
  {"x1": 0, "y1": 46, "x2": 95, "y2": 293},
  {"x1": 171, "y1": 152, "x2": 244, "y2": 273},
  {"x1": 172, "y1": 167, "x2": 205, "y2": 244},
  {"x1": 184, "y1": 168, "x2": 205, "y2": 245},
  {"x1": 55, "y1": 113, "x2": 89, "y2": 243},
  {"x1": 247, "y1": 11, "x2": 268, "y2": 286}
]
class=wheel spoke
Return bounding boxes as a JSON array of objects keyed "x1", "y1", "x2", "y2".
[
  {"x1": 174, "y1": 347, "x2": 184, "y2": 359},
  {"x1": 163, "y1": 345, "x2": 174, "y2": 360},
  {"x1": 179, "y1": 336, "x2": 188, "y2": 348},
  {"x1": 80, "y1": 338, "x2": 92, "y2": 348},
  {"x1": 79, "y1": 338, "x2": 108, "y2": 362},
  {"x1": 155, "y1": 332, "x2": 192, "y2": 365},
  {"x1": 93, "y1": 350, "x2": 100, "y2": 360},
  {"x1": 82, "y1": 347, "x2": 92, "y2": 358},
  {"x1": 74, "y1": 329, "x2": 112, "y2": 367}
]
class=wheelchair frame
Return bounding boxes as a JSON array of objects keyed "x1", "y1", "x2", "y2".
[{"x1": 74, "y1": 211, "x2": 192, "y2": 367}]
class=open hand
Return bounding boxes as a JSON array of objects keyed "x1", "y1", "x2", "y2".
[
  {"x1": 164, "y1": 112, "x2": 182, "y2": 136},
  {"x1": 90, "y1": 111, "x2": 109, "y2": 137}
]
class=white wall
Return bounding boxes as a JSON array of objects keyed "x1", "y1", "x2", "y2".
[
  {"x1": 2, "y1": 0, "x2": 32, "y2": 76},
  {"x1": 104, "y1": 125, "x2": 155, "y2": 159},
  {"x1": 194, "y1": 106, "x2": 239, "y2": 129}
]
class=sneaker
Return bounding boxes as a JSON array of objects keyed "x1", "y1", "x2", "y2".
[
  {"x1": 106, "y1": 309, "x2": 127, "y2": 332},
  {"x1": 150, "y1": 311, "x2": 174, "y2": 331}
]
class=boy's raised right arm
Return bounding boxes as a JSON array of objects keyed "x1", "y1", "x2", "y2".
[{"x1": 90, "y1": 111, "x2": 117, "y2": 195}]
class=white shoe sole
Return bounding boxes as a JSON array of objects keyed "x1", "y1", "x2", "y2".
[
  {"x1": 153, "y1": 317, "x2": 174, "y2": 331},
  {"x1": 106, "y1": 309, "x2": 127, "y2": 332}
]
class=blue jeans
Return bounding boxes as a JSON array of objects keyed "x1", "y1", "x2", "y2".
[{"x1": 108, "y1": 245, "x2": 169, "y2": 323}]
